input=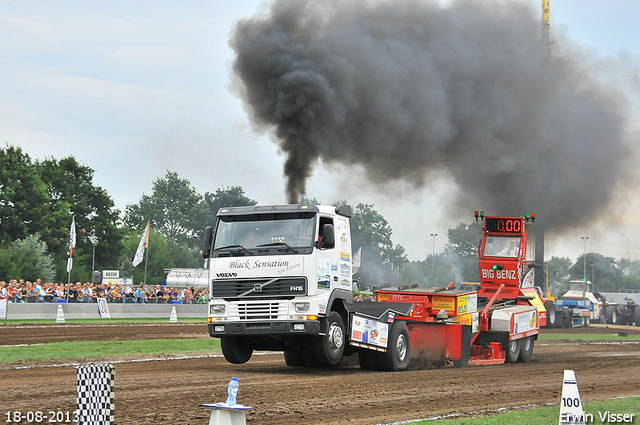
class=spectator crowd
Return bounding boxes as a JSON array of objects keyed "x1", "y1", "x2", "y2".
[{"x1": 0, "y1": 278, "x2": 208, "y2": 304}]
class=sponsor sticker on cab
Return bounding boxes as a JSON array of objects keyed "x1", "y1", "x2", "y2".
[{"x1": 457, "y1": 295, "x2": 468, "y2": 315}]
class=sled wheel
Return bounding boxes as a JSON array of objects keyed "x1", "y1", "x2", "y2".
[
  {"x1": 506, "y1": 339, "x2": 521, "y2": 363},
  {"x1": 518, "y1": 336, "x2": 534, "y2": 362}
]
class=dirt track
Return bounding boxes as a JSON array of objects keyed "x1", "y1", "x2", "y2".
[{"x1": 2, "y1": 323, "x2": 640, "y2": 424}]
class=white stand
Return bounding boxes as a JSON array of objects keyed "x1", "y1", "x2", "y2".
[{"x1": 200, "y1": 403, "x2": 251, "y2": 425}]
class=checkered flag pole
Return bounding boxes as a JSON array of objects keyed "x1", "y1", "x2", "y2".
[{"x1": 76, "y1": 363, "x2": 115, "y2": 425}]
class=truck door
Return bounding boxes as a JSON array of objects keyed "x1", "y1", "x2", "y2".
[{"x1": 316, "y1": 216, "x2": 352, "y2": 295}]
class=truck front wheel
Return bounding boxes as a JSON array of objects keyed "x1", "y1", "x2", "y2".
[
  {"x1": 315, "y1": 312, "x2": 346, "y2": 366},
  {"x1": 221, "y1": 337, "x2": 253, "y2": 364}
]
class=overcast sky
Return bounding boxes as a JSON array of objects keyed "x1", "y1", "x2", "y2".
[{"x1": 3, "y1": 0, "x2": 640, "y2": 263}]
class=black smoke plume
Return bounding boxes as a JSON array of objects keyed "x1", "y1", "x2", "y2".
[{"x1": 230, "y1": 0, "x2": 632, "y2": 230}]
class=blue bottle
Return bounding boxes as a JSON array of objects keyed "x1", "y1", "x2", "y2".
[{"x1": 226, "y1": 377, "x2": 239, "y2": 406}]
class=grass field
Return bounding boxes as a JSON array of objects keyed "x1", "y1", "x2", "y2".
[
  {"x1": 0, "y1": 338, "x2": 222, "y2": 363},
  {"x1": 539, "y1": 332, "x2": 640, "y2": 341}
]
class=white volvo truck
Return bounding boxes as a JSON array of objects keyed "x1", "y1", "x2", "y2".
[{"x1": 201, "y1": 204, "x2": 413, "y2": 369}]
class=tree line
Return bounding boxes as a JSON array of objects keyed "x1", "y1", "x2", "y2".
[
  {"x1": 2, "y1": 144, "x2": 640, "y2": 293},
  {"x1": 0, "y1": 144, "x2": 412, "y2": 286}
]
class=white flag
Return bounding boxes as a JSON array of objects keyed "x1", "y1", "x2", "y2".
[
  {"x1": 67, "y1": 217, "x2": 76, "y2": 272},
  {"x1": 352, "y1": 246, "x2": 362, "y2": 275},
  {"x1": 68, "y1": 216, "x2": 76, "y2": 255},
  {"x1": 133, "y1": 221, "x2": 150, "y2": 267}
]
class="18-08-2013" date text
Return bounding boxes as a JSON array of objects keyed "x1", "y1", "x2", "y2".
[{"x1": 5, "y1": 411, "x2": 79, "y2": 423}]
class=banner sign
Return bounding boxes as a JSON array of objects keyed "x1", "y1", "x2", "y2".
[{"x1": 97, "y1": 298, "x2": 111, "y2": 319}]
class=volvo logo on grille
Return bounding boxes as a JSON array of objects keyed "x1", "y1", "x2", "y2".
[
  {"x1": 216, "y1": 272, "x2": 237, "y2": 278},
  {"x1": 254, "y1": 284, "x2": 263, "y2": 292}
]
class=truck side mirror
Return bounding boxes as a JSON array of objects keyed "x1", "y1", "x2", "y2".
[
  {"x1": 202, "y1": 226, "x2": 214, "y2": 258},
  {"x1": 318, "y1": 223, "x2": 335, "y2": 249}
]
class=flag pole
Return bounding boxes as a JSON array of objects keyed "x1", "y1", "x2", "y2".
[{"x1": 66, "y1": 259, "x2": 71, "y2": 302}]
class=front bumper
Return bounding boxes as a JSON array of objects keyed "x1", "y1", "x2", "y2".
[{"x1": 208, "y1": 320, "x2": 321, "y2": 337}]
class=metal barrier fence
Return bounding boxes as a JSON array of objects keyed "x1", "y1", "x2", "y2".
[
  {"x1": 3, "y1": 302, "x2": 208, "y2": 320},
  {"x1": 6, "y1": 295, "x2": 207, "y2": 305}
]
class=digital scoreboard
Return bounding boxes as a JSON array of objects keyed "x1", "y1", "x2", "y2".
[{"x1": 484, "y1": 217, "x2": 524, "y2": 234}]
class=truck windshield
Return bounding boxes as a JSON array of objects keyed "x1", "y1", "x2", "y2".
[
  {"x1": 213, "y1": 213, "x2": 315, "y2": 252},
  {"x1": 483, "y1": 235, "x2": 521, "y2": 258}
]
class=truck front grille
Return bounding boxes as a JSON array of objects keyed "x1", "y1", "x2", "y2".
[
  {"x1": 235, "y1": 302, "x2": 283, "y2": 320},
  {"x1": 212, "y1": 277, "x2": 307, "y2": 299}
]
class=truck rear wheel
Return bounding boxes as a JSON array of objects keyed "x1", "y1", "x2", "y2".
[
  {"x1": 506, "y1": 339, "x2": 521, "y2": 363},
  {"x1": 221, "y1": 338, "x2": 253, "y2": 364},
  {"x1": 378, "y1": 322, "x2": 410, "y2": 371},
  {"x1": 284, "y1": 349, "x2": 304, "y2": 367},
  {"x1": 315, "y1": 311, "x2": 346, "y2": 366},
  {"x1": 518, "y1": 336, "x2": 534, "y2": 362},
  {"x1": 358, "y1": 349, "x2": 378, "y2": 370},
  {"x1": 284, "y1": 343, "x2": 317, "y2": 366},
  {"x1": 554, "y1": 310, "x2": 564, "y2": 328},
  {"x1": 543, "y1": 300, "x2": 557, "y2": 328},
  {"x1": 605, "y1": 305, "x2": 619, "y2": 325}
]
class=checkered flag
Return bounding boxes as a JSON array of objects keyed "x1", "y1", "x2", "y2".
[{"x1": 76, "y1": 363, "x2": 115, "y2": 425}]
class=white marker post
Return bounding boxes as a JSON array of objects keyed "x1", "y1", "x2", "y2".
[
  {"x1": 169, "y1": 306, "x2": 178, "y2": 323},
  {"x1": 559, "y1": 370, "x2": 586, "y2": 425},
  {"x1": 56, "y1": 305, "x2": 66, "y2": 323},
  {"x1": 0, "y1": 298, "x2": 8, "y2": 320}
]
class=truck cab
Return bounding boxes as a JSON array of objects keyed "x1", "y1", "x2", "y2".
[
  {"x1": 476, "y1": 213, "x2": 542, "y2": 304},
  {"x1": 201, "y1": 204, "x2": 355, "y2": 365}
]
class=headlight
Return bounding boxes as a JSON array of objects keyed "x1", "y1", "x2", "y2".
[
  {"x1": 294, "y1": 302, "x2": 310, "y2": 313},
  {"x1": 210, "y1": 304, "x2": 226, "y2": 315}
]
